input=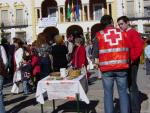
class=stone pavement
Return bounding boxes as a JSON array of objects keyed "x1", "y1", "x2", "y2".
[{"x1": 3, "y1": 64, "x2": 150, "y2": 113}]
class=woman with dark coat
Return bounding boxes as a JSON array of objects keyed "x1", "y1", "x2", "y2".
[{"x1": 51, "y1": 35, "x2": 68, "y2": 71}]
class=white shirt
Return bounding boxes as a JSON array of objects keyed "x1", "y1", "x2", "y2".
[{"x1": 0, "y1": 46, "x2": 8, "y2": 66}]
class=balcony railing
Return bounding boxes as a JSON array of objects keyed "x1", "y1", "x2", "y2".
[
  {"x1": 144, "y1": 13, "x2": 150, "y2": 17},
  {"x1": 127, "y1": 13, "x2": 150, "y2": 20},
  {"x1": 0, "y1": 19, "x2": 28, "y2": 29}
]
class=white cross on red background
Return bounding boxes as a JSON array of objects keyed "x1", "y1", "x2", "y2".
[{"x1": 104, "y1": 29, "x2": 122, "y2": 46}]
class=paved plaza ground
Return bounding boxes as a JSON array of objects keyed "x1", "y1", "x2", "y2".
[{"x1": 3, "y1": 64, "x2": 150, "y2": 113}]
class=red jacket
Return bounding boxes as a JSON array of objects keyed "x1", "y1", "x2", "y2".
[
  {"x1": 71, "y1": 45, "x2": 88, "y2": 68},
  {"x1": 31, "y1": 55, "x2": 41, "y2": 76},
  {"x1": 126, "y1": 28, "x2": 144, "y2": 62}
]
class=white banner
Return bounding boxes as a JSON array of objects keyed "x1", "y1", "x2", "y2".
[
  {"x1": 45, "y1": 81, "x2": 78, "y2": 100},
  {"x1": 39, "y1": 17, "x2": 57, "y2": 28}
]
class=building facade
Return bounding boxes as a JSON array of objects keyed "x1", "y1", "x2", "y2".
[
  {"x1": 34, "y1": 0, "x2": 109, "y2": 42},
  {"x1": 0, "y1": 0, "x2": 149, "y2": 44},
  {"x1": 0, "y1": 0, "x2": 111, "y2": 43},
  {"x1": 0, "y1": 0, "x2": 35, "y2": 43},
  {"x1": 114, "y1": 0, "x2": 150, "y2": 35}
]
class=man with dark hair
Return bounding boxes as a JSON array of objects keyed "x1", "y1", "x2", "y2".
[
  {"x1": 117, "y1": 16, "x2": 144, "y2": 113},
  {"x1": 117, "y1": 16, "x2": 129, "y2": 24},
  {"x1": 93, "y1": 15, "x2": 131, "y2": 113}
]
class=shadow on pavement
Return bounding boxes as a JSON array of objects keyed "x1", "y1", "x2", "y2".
[
  {"x1": 88, "y1": 77, "x2": 100, "y2": 86},
  {"x1": 6, "y1": 97, "x2": 37, "y2": 113},
  {"x1": 139, "y1": 91, "x2": 148, "y2": 104},
  {"x1": 52, "y1": 100, "x2": 99, "y2": 113},
  {"x1": 4, "y1": 93, "x2": 12, "y2": 97},
  {"x1": 114, "y1": 98, "x2": 120, "y2": 113},
  {"x1": 114, "y1": 91, "x2": 148, "y2": 113},
  {"x1": 4, "y1": 95, "x2": 28, "y2": 106}
]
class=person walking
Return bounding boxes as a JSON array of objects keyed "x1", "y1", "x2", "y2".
[
  {"x1": 117, "y1": 16, "x2": 144, "y2": 113},
  {"x1": 12, "y1": 38, "x2": 24, "y2": 94},
  {"x1": 93, "y1": 15, "x2": 131, "y2": 113},
  {"x1": 144, "y1": 38, "x2": 150, "y2": 76},
  {"x1": 0, "y1": 42, "x2": 8, "y2": 113}
]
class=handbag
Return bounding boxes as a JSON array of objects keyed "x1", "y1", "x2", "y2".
[
  {"x1": 11, "y1": 83, "x2": 19, "y2": 94},
  {"x1": 13, "y1": 70, "x2": 22, "y2": 83}
]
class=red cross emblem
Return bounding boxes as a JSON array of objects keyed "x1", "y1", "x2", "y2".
[{"x1": 104, "y1": 29, "x2": 122, "y2": 46}]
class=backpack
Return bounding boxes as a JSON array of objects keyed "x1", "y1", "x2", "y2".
[{"x1": 0, "y1": 46, "x2": 8, "y2": 76}]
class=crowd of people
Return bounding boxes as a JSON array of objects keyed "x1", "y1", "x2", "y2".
[{"x1": 0, "y1": 15, "x2": 149, "y2": 113}]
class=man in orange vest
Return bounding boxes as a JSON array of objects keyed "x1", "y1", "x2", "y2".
[
  {"x1": 93, "y1": 15, "x2": 131, "y2": 113},
  {"x1": 117, "y1": 16, "x2": 144, "y2": 113}
]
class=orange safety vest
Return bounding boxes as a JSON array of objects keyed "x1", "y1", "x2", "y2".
[{"x1": 96, "y1": 28, "x2": 129, "y2": 72}]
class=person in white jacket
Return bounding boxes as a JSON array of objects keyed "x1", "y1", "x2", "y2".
[
  {"x1": 11, "y1": 38, "x2": 24, "y2": 94},
  {"x1": 0, "y1": 44, "x2": 8, "y2": 113},
  {"x1": 14, "y1": 46, "x2": 24, "y2": 71}
]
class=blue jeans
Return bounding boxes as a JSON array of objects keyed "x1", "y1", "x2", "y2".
[
  {"x1": 0, "y1": 75, "x2": 5, "y2": 113},
  {"x1": 102, "y1": 70, "x2": 130, "y2": 113},
  {"x1": 23, "y1": 80, "x2": 29, "y2": 95}
]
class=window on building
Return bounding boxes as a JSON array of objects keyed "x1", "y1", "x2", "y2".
[
  {"x1": 16, "y1": 9, "x2": 24, "y2": 25},
  {"x1": 144, "y1": 7, "x2": 150, "y2": 16},
  {"x1": 109, "y1": 4, "x2": 112, "y2": 16},
  {"x1": 144, "y1": 0, "x2": 150, "y2": 17},
  {"x1": 48, "y1": 7, "x2": 57, "y2": 18},
  {"x1": 15, "y1": 32, "x2": 26, "y2": 42},
  {"x1": 144, "y1": 25, "x2": 150, "y2": 34},
  {"x1": 1, "y1": 10, "x2": 9, "y2": 26},
  {"x1": 94, "y1": 4, "x2": 102, "y2": 21},
  {"x1": 60, "y1": 7, "x2": 64, "y2": 23},
  {"x1": 37, "y1": 9, "x2": 40, "y2": 18},
  {"x1": 84, "y1": 6, "x2": 88, "y2": 21},
  {"x1": 127, "y1": 0, "x2": 135, "y2": 17}
]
